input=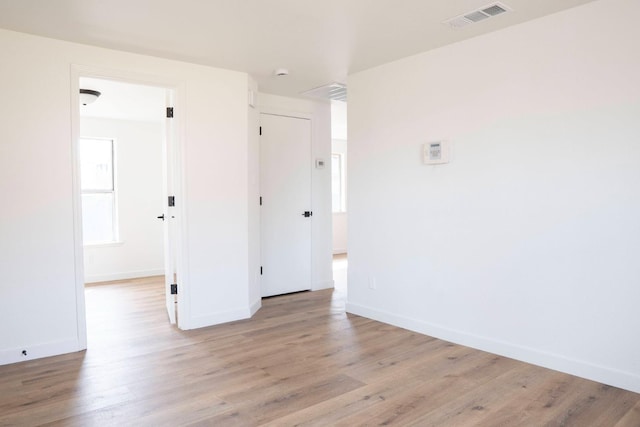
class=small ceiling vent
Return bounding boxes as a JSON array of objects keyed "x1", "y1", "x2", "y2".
[
  {"x1": 482, "y1": 4, "x2": 509, "y2": 16},
  {"x1": 465, "y1": 11, "x2": 491, "y2": 23},
  {"x1": 444, "y1": 2, "x2": 511, "y2": 29},
  {"x1": 301, "y1": 82, "x2": 347, "y2": 102}
]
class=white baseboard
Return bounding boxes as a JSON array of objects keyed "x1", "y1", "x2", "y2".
[
  {"x1": 345, "y1": 302, "x2": 640, "y2": 394},
  {"x1": 249, "y1": 298, "x2": 262, "y2": 316},
  {"x1": 186, "y1": 306, "x2": 254, "y2": 330},
  {"x1": 313, "y1": 280, "x2": 334, "y2": 291},
  {"x1": 85, "y1": 269, "x2": 165, "y2": 283},
  {"x1": 0, "y1": 339, "x2": 84, "y2": 366}
]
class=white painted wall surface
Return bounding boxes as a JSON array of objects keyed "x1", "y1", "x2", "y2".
[
  {"x1": 332, "y1": 139, "x2": 348, "y2": 254},
  {"x1": 258, "y1": 94, "x2": 333, "y2": 291},
  {"x1": 331, "y1": 101, "x2": 347, "y2": 141},
  {"x1": 347, "y1": 0, "x2": 640, "y2": 393},
  {"x1": 0, "y1": 28, "x2": 252, "y2": 364},
  {"x1": 81, "y1": 118, "x2": 164, "y2": 283},
  {"x1": 332, "y1": 213, "x2": 348, "y2": 255}
]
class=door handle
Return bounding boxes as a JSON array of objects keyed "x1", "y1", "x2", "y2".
[
  {"x1": 157, "y1": 214, "x2": 165, "y2": 221},
  {"x1": 302, "y1": 211, "x2": 313, "y2": 218}
]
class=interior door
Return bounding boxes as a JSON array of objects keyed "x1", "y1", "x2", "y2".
[
  {"x1": 162, "y1": 92, "x2": 177, "y2": 324},
  {"x1": 260, "y1": 113, "x2": 312, "y2": 297}
]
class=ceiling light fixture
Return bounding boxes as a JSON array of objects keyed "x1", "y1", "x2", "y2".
[
  {"x1": 79, "y1": 89, "x2": 101, "y2": 106},
  {"x1": 274, "y1": 68, "x2": 289, "y2": 77}
]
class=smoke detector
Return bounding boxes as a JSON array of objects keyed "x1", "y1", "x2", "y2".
[{"x1": 443, "y1": 2, "x2": 511, "y2": 29}]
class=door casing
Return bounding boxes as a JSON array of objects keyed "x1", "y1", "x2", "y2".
[
  {"x1": 70, "y1": 65, "x2": 188, "y2": 348},
  {"x1": 260, "y1": 112, "x2": 313, "y2": 297}
]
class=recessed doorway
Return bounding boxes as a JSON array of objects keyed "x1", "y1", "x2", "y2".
[{"x1": 73, "y1": 73, "x2": 183, "y2": 348}]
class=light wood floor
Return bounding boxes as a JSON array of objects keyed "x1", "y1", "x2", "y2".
[{"x1": 1, "y1": 276, "x2": 639, "y2": 426}]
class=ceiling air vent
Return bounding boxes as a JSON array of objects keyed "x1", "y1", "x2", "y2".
[
  {"x1": 301, "y1": 82, "x2": 347, "y2": 102},
  {"x1": 444, "y1": 2, "x2": 511, "y2": 29},
  {"x1": 464, "y1": 11, "x2": 491, "y2": 23},
  {"x1": 482, "y1": 4, "x2": 508, "y2": 16}
]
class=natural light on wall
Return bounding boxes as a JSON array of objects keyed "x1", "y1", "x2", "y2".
[
  {"x1": 331, "y1": 153, "x2": 346, "y2": 213},
  {"x1": 79, "y1": 138, "x2": 118, "y2": 245}
]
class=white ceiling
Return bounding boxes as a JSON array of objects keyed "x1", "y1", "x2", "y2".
[
  {"x1": 80, "y1": 77, "x2": 167, "y2": 122},
  {"x1": 0, "y1": 0, "x2": 596, "y2": 98}
]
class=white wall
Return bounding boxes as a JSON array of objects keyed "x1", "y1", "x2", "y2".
[
  {"x1": 331, "y1": 101, "x2": 347, "y2": 141},
  {"x1": 0, "y1": 28, "x2": 254, "y2": 364},
  {"x1": 258, "y1": 94, "x2": 333, "y2": 291},
  {"x1": 81, "y1": 117, "x2": 164, "y2": 283},
  {"x1": 347, "y1": 0, "x2": 640, "y2": 393},
  {"x1": 332, "y1": 139, "x2": 348, "y2": 254},
  {"x1": 332, "y1": 214, "x2": 348, "y2": 255}
]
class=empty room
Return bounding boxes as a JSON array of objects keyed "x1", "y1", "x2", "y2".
[{"x1": 1, "y1": 0, "x2": 639, "y2": 425}]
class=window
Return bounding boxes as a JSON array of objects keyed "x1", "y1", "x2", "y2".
[
  {"x1": 79, "y1": 138, "x2": 118, "y2": 244},
  {"x1": 331, "y1": 153, "x2": 346, "y2": 213}
]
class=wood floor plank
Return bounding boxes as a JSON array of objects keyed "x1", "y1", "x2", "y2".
[
  {"x1": 614, "y1": 400, "x2": 640, "y2": 427},
  {"x1": 403, "y1": 363, "x2": 556, "y2": 426},
  {"x1": 0, "y1": 275, "x2": 638, "y2": 426},
  {"x1": 262, "y1": 351, "x2": 516, "y2": 426}
]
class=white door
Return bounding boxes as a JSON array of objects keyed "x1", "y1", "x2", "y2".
[
  {"x1": 260, "y1": 113, "x2": 312, "y2": 297},
  {"x1": 162, "y1": 94, "x2": 177, "y2": 323}
]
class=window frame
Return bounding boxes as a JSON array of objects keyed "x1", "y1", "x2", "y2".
[
  {"x1": 331, "y1": 152, "x2": 347, "y2": 214},
  {"x1": 79, "y1": 137, "x2": 120, "y2": 246}
]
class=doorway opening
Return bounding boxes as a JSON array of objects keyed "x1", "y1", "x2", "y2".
[
  {"x1": 73, "y1": 73, "x2": 182, "y2": 349},
  {"x1": 260, "y1": 113, "x2": 313, "y2": 297},
  {"x1": 331, "y1": 101, "x2": 348, "y2": 294}
]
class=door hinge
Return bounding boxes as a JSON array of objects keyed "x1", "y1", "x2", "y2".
[
  {"x1": 259, "y1": 126, "x2": 262, "y2": 136},
  {"x1": 170, "y1": 284, "x2": 178, "y2": 295},
  {"x1": 260, "y1": 266, "x2": 263, "y2": 275},
  {"x1": 168, "y1": 196, "x2": 175, "y2": 207},
  {"x1": 166, "y1": 107, "x2": 174, "y2": 118},
  {"x1": 259, "y1": 196, "x2": 262, "y2": 206}
]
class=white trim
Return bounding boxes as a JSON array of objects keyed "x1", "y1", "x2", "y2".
[
  {"x1": 186, "y1": 306, "x2": 255, "y2": 330},
  {"x1": 259, "y1": 107, "x2": 313, "y2": 121},
  {"x1": 249, "y1": 298, "x2": 262, "y2": 316},
  {"x1": 332, "y1": 249, "x2": 348, "y2": 255},
  {"x1": 72, "y1": 64, "x2": 186, "y2": 92},
  {"x1": 71, "y1": 64, "x2": 188, "y2": 350},
  {"x1": 70, "y1": 67, "x2": 87, "y2": 351},
  {"x1": 172, "y1": 84, "x2": 190, "y2": 330},
  {"x1": 312, "y1": 280, "x2": 334, "y2": 291},
  {"x1": 259, "y1": 109, "x2": 315, "y2": 297},
  {"x1": 85, "y1": 269, "x2": 165, "y2": 284},
  {"x1": 0, "y1": 339, "x2": 83, "y2": 366},
  {"x1": 345, "y1": 302, "x2": 640, "y2": 394},
  {"x1": 84, "y1": 241, "x2": 125, "y2": 248}
]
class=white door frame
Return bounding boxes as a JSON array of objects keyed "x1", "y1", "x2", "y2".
[
  {"x1": 70, "y1": 65, "x2": 188, "y2": 348},
  {"x1": 258, "y1": 108, "x2": 316, "y2": 298},
  {"x1": 259, "y1": 112, "x2": 313, "y2": 297}
]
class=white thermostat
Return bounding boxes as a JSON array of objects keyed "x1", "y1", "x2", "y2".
[{"x1": 423, "y1": 141, "x2": 450, "y2": 165}]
